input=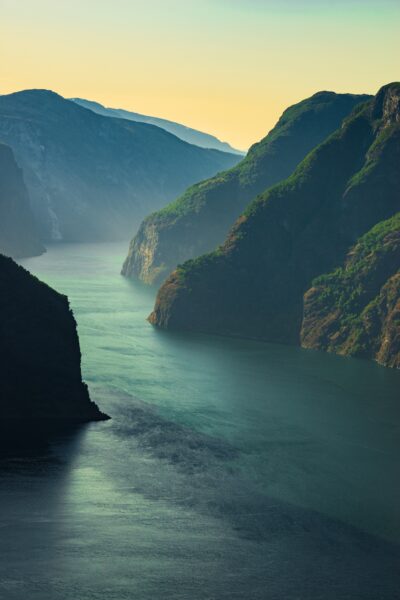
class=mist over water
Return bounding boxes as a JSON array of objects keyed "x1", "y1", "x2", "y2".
[{"x1": 1, "y1": 242, "x2": 399, "y2": 599}]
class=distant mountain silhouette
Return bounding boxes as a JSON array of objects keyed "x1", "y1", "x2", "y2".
[
  {"x1": 0, "y1": 89, "x2": 240, "y2": 242},
  {"x1": 71, "y1": 97, "x2": 244, "y2": 155}
]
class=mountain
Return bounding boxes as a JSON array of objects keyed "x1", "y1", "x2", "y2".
[
  {"x1": 0, "y1": 254, "x2": 108, "y2": 421},
  {"x1": 301, "y1": 213, "x2": 400, "y2": 368},
  {"x1": 0, "y1": 142, "x2": 44, "y2": 258},
  {"x1": 71, "y1": 97, "x2": 243, "y2": 155},
  {"x1": 148, "y1": 83, "x2": 400, "y2": 367},
  {"x1": 0, "y1": 90, "x2": 240, "y2": 242},
  {"x1": 122, "y1": 91, "x2": 370, "y2": 285}
]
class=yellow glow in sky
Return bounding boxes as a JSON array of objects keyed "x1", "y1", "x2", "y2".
[{"x1": 1, "y1": 0, "x2": 399, "y2": 150}]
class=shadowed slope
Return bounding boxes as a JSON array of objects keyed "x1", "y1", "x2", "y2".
[
  {"x1": 0, "y1": 90, "x2": 240, "y2": 242},
  {"x1": 0, "y1": 143, "x2": 44, "y2": 258}
]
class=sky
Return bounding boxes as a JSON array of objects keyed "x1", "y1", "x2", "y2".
[{"x1": 1, "y1": 0, "x2": 399, "y2": 150}]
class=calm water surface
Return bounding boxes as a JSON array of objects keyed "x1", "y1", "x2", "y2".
[{"x1": 1, "y1": 242, "x2": 400, "y2": 599}]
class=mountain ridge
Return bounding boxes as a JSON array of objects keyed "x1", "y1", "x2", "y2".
[
  {"x1": 148, "y1": 83, "x2": 400, "y2": 367},
  {"x1": 122, "y1": 90, "x2": 370, "y2": 285},
  {"x1": 71, "y1": 97, "x2": 244, "y2": 155}
]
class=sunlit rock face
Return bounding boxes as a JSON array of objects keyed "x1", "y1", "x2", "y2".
[
  {"x1": 0, "y1": 254, "x2": 108, "y2": 421},
  {"x1": 0, "y1": 142, "x2": 44, "y2": 259},
  {"x1": 122, "y1": 90, "x2": 371, "y2": 286},
  {"x1": 148, "y1": 83, "x2": 400, "y2": 368},
  {"x1": 301, "y1": 214, "x2": 400, "y2": 368},
  {"x1": 0, "y1": 89, "x2": 240, "y2": 243}
]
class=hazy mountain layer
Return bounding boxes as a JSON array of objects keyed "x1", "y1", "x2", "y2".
[
  {"x1": 0, "y1": 254, "x2": 107, "y2": 420},
  {"x1": 71, "y1": 97, "x2": 243, "y2": 154},
  {"x1": 0, "y1": 90, "x2": 240, "y2": 242},
  {"x1": 0, "y1": 143, "x2": 44, "y2": 258},
  {"x1": 148, "y1": 83, "x2": 400, "y2": 366},
  {"x1": 122, "y1": 91, "x2": 370, "y2": 285}
]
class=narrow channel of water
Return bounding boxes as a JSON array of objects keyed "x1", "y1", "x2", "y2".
[{"x1": 0, "y1": 242, "x2": 399, "y2": 599}]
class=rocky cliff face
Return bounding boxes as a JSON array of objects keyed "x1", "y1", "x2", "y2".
[
  {"x1": 0, "y1": 89, "x2": 240, "y2": 242},
  {"x1": 0, "y1": 143, "x2": 44, "y2": 258},
  {"x1": 122, "y1": 91, "x2": 370, "y2": 285},
  {"x1": 148, "y1": 83, "x2": 400, "y2": 368},
  {"x1": 301, "y1": 214, "x2": 400, "y2": 368},
  {"x1": 0, "y1": 254, "x2": 107, "y2": 420}
]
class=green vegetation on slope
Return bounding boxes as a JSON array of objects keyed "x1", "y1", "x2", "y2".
[
  {"x1": 301, "y1": 213, "x2": 400, "y2": 367},
  {"x1": 148, "y1": 83, "x2": 400, "y2": 368},
  {"x1": 123, "y1": 91, "x2": 370, "y2": 285}
]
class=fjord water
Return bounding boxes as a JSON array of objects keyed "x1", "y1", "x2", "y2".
[{"x1": 1, "y1": 243, "x2": 400, "y2": 599}]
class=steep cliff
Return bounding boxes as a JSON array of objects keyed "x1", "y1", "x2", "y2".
[
  {"x1": 0, "y1": 143, "x2": 44, "y2": 258},
  {"x1": 301, "y1": 214, "x2": 400, "y2": 368},
  {"x1": 0, "y1": 89, "x2": 240, "y2": 242},
  {"x1": 148, "y1": 83, "x2": 400, "y2": 364},
  {"x1": 122, "y1": 91, "x2": 370, "y2": 285},
  {"x1": 0, "y1": 254, "x2": 107, "y2": 420}
]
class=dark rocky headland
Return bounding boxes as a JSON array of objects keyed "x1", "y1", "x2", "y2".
[{"x1": 0, "y1": 254, "x2": 108, "y2": 422}]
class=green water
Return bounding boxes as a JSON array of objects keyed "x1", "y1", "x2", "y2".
[{"x1": 1, "y1": 242, "x2": 399, "y2": 599}]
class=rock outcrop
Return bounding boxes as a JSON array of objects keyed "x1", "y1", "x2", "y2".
[
  {"x1": 0, "y1": 254, "x2": 108, "y2": 420},
  {"x1": 122, "y1": 91, "x2": 370, "y2": 285},
  {"x1": 0, "y1": 142, "x2": 44, "y2": 258},
  {"x1": 301, "y1": 214, "x2": 400, "y2": 368},
  {"x1": 148, "y1": 83, "x2": 400, "y2": 368}
]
